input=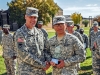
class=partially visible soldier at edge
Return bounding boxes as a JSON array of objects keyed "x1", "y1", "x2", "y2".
[
  {"x1": 93, "y1": 35, "x2": 100, "y2": 75},
  {"x1": 14, "y1": 7, "x2": 51, "y2": 75},
  {"x1": 89, "y1": 21, "x2": 100, "y2": 75},
  {"x1": 46, "y1": 16, "x2": 85, "y2": 75},
  {"x1": 37, "y1": 21, "x2": 48, "y2": 40},
  {"x1": 2, "y1": 24, "x2": 16, "y2": 75},
  {"x1": 0, "y1": 26, "x2": 3, "y2": 45}
]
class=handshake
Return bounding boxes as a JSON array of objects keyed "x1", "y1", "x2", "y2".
[{"x1": 43, "y1": 58, "x2": 65, "y2": 71}]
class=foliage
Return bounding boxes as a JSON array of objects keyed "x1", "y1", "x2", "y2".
[
  {"x1": 71, "y1": 12, "x2": 82, "y2": 25},
  {"x1": 7, "y1": 0, "x2": 59, "y2": 27},
  {"x1": 82, "y1": 20, "x2": 89, "y2": 27}
]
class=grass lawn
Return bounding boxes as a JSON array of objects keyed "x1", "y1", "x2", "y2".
[{"x1": 0, "y1": 27, "x2": 93, "y2": 75}]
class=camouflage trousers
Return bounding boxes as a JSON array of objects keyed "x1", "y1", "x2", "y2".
[
  {"x1": 52, "y1": 67, "x2": 78, "y2": 75},
  {"x1": 92, "y1": 50, "x2": 100, "y2": 75},
  {"x1": 4, "y1": 57, "x2": 15, "y2": 75}
]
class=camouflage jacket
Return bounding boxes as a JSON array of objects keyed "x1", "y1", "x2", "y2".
[{"x1": 46, "y1": 32, "x2": 85, "y2": 75}]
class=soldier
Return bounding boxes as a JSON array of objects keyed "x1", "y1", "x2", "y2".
[
  {"x1": 66, "y1": 21, "x2": 84, "y2": 44},
  {"x1": 66, "y1": 20, "x2": 84, "y2": 71},
  {"x1": 79, "y1": 28, "x2": 89, "y2": 50},
  {"x1": 93, "y1": 35, "x2": 100, "y2": 75},
  {"x1": 37, "y1": 21, "x2": 48, "y2": 39},
  {"x1": 2, "y1": 24, "x2": 16, "y2": 75},
  {"x1": 89, "y1": 21, "x2": 100, "y2": 75},
  {"x1": 46, "y1": 16, "x2": 85, "y2": 75},
  {"x1": 14, "y1": 7, "x2": 51, "y2": 75},
  {"x1": 0, "y1": 26, "x2": 3, "y2": 45}
]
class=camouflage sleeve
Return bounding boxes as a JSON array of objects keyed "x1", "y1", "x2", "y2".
[
  {"x1": 43, "y1": 39, "x2": 52, "y2": 62},
  {"x1": 85, "y1": 34, "x2": 89, "y2": 48},
  {"x1": 10, "y1": 34, "x2": 17, "y2": 56},
  {"x1": 78, "y1": 33, "x2": 84, "y2": 44},
  {"x1": 64, "y1": 37, "x2": 86, "y2": 67},
  {"x1": 14, "y1": 30, "x2": 46, "y2": 68}
]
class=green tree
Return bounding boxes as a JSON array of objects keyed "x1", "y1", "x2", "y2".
[
  {"x1": 71, "y1": 12, "x2": 82, "y2": 25},
  {"x1": 82, "y1": 20, "x2": 89, "y2": 27},
  {"x1": 7, "y1": 0, "x2": 59, "y2": 27}
]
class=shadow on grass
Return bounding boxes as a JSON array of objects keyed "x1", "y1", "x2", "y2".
[
  {"x1": 81, "y1": 65, "x2": 92, "y2": 70},
  {"x1": 86, "y1": 56, "x2": 92, "y2": 60},
  {"x1": 79, "y1": 71, "x2": 93, "y2": 75},
  {"x1": 0, "y1": 72, "x2": 7, "y2": 75}
]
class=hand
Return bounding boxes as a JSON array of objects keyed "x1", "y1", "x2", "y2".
[
  {"x1": 50, "y1": 61, "x2": 56, "y2": 66},
  {"x1": 12, "y1": 56, "x2": 16, "y2": 60},
  {"x1": 42, "y1": 62, "x2": 50, "y2": 71},
  {"x1": 56, "y1": 60, "x2": 65, "y2": 69},
  {"x1": 94, "y1": 42, "x2": 97, "y2": 49}
]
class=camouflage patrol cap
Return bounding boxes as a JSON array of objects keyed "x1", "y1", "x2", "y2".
[
  {"x1": 53, "y1": 16, "x2": 66, "y2": 25},
  {"x1": 26, "y1": 7, "x2": 38, "y2": 17},
  {"x1": 38, "y1": 21, "x2": 43, "y2": 25},
  {"x1": 3, "y1": 24, "x2": 10, "y2": 29},
  {"x1": 93, "y1": 21, "x2": 98, "y2": 27},
  {"x1": 66, "y1": 21, "x2": 74, "y2": 26}
]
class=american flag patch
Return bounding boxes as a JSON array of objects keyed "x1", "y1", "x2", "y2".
[{"x1": 17, "y1": 38, "x2": 24, "y2": 42}]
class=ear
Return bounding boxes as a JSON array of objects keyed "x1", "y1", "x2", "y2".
[{"x1": 25, "y1": 15, "x2": 27, "y2": 19}]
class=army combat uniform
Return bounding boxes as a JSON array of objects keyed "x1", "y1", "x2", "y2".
[
  {"x1": 93, "y1": 35, "x2": 100, "y2": 75},
  {"x1": 2, "y1": 33, "x2": 16, "y2": 75},
  {"x1": 47, "y1": 33, "x2": 85, "y2": 75},
  {"x1": 14, "y1": 25, "x2": 50, "y2": 75},
  {"x1": 89, "y1": 30, "x2": 100, "y2": 74},
  {"x1": 72, "y1": 31, "x2": 84, "y2": 44}
]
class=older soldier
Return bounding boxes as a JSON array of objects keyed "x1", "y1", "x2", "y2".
[
  {"x1": 14, "y1": 7, "x2": 50, "y2": 75},
  {"x1": 2, "y1": 24, "x2": 16, "y2": 75},
  {"x1": 79, "y1": 28, "x2": 89, "y2": 50},
  {"x1": 93, "y1": 35, "x2": 100, "y2": 75},
  {"x1": 47, "y1": 16, "x2": 85, "y2": 75},
  {"x1": 37, "y1": 21, "x2": 48, "y2": 39},
  {"x1": 89, "y1": 21, "x2": 100, "y2": 75}
]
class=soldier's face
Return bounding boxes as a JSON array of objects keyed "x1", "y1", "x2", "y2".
[
  {"x1": 93, "y1": 26, "x2": 98, "y2": 31},
  {"x1": 53, "y1": 23, "x2": 66, "y2": 34},
  {"x1": 37, "y1": 24, "x2": 42, "y2": 29},
  {"x1": 25, "y1": 15, "x2": 38, "y2": 29},
  {"x1": 67, "y1": 25, "x2": 74, "y2": 32}
]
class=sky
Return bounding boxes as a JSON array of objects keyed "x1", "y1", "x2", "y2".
[{"x1": 0, "y1": 0, "x2": 100, "y2": 18}]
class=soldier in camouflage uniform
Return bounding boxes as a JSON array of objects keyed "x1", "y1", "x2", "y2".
[
  {"x1": 89, "y1": 21, "x2": 100, "y2": 75},
  {"x1": 66, "y1": 21, "x2": 83, "y2": 44},
  {"x1": 37, "y1": 21, "x2": 48, "y2": 39},
  {"x1": 66, "y1": 21, "x2": 84, "y2": 71},
  {"x1": 2, "y1": 24, "x2": 16, "y2": 75},
  {"x1": 93, "y1": 35, "x2": 100, "y2": 75},
  {"x1": 14, "y1": 7, "x2": 51, "y2": 75},
  {"x1": 79, "y1": 28, "x2": 89, "y2": 49},
  {"x1": 46, "y1": 16, "x2": 85, "y2": 75}
]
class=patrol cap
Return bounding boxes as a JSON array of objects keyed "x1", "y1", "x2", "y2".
[
  {"x1": 66, "y1": 21, "x2": 74, "y2": 26},
  {"x1": 93, "y1": 21, "x2": 98, "y2": 27},
  {"x1": 53, "y1": 16, "x2": 66, "y2": 25},
  {"x1": 3, "y1": 24, "x2": 10, "y2": 29},
  {"x1": 26, "y1": 7, "x2": 38, "y2": 17},
  {"x1": 37, "y1": 21, "x2": 43, "y2": 25}
]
